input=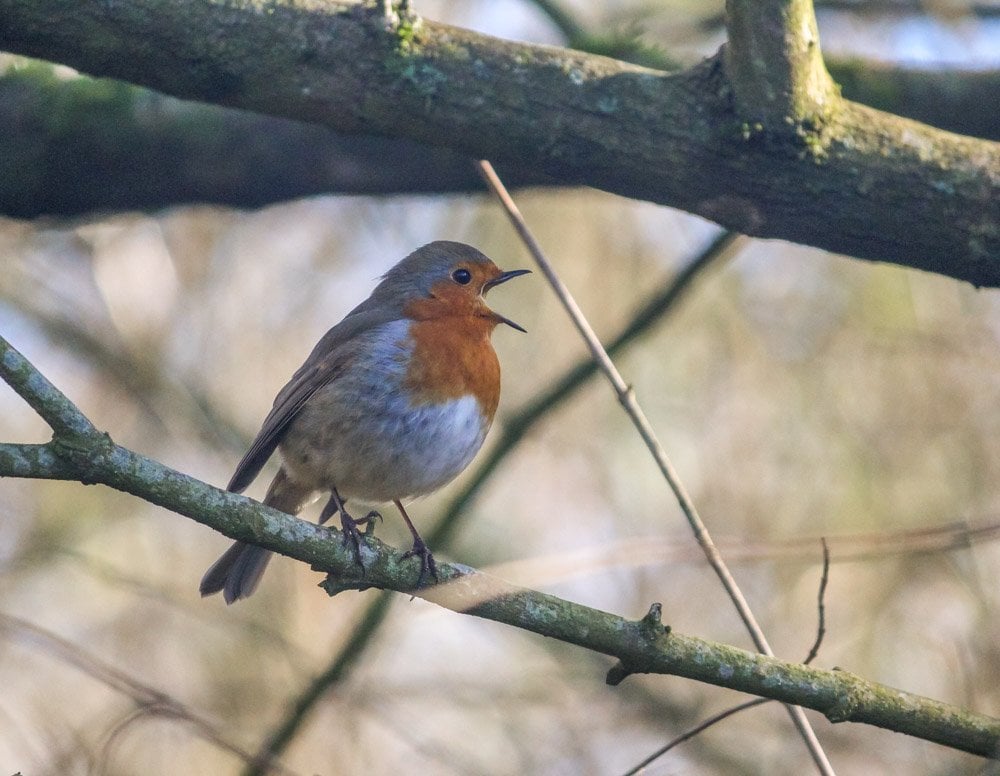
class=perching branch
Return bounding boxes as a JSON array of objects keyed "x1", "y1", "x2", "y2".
[
  {"x1": 0, "y1": 1, "x2": 997, "y2": 284},
  {"x1": 2, "y1": 338, "x2": 1000, "y2": 760}
]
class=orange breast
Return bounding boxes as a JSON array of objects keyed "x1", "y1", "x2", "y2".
[{"x1": 403, "y1": 316, "x2": 502, "y2": 419}]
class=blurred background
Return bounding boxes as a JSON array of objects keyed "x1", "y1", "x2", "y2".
[{"x1": 1, "y1": 1, "x2": 999, "y2": 774}]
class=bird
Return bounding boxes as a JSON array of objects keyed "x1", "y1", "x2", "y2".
[{"x1": 199, "y1": 241, "x2": 530, "y2": 604}]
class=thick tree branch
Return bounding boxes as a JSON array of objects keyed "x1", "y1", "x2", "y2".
[
  {"x1": 2, "y1": 336, "x2": 1000, "y2": 760},
  {"x1": 0, "y1": 1, "x2": 996, "y2": 284}
]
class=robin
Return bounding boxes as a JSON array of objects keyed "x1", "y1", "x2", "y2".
[{"x1": 199, "y1": 241, "x2": 530, "y2": 603}]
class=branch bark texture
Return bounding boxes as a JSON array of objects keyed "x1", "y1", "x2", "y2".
[
  {"x1": 1, "y1": 337, "x2": 1000, "y2": 760},
  {"x1": 0, "y1": 1, "x2": 997, "y2": 284}
]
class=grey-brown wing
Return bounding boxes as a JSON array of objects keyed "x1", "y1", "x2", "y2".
[{"x1": 226, "y1": 307, "x2": 396, "y2": 493}]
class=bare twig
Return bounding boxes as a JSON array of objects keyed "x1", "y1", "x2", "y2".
[
  {"x1": 624, "y1": 539, "x2": 834, "y2": 773},
  {"x1": 622, "y1": 698, "x2": 770, "y2": 776},
  {"x1": 476, "y1": 158, "x2": 835, "y2": 775},
  {"x1": 803, "y1": 538, "x2": 831, "y2": 666}
]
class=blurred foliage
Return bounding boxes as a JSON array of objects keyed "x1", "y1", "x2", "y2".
[{"x1": 1, "y1": 2, "x2": 999, "y2": 775}]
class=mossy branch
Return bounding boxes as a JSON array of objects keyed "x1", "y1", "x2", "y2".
[
  {"x1": 0, "y1": 0, "x2": 997, "y2": 283},
  {"x1": 1, "y1": 334, "x2": 999, "y2": 759}
]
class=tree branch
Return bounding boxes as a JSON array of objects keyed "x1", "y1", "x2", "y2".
[
  {"x1": 0, "y1": 1, "x2": 996, "y2": 284},
  {"x1": 0, "y1": 338, "x2": 96, "y2": 439},
  {"x1": 2, "y1": 335, "x2": 1000, "y2": 760}
]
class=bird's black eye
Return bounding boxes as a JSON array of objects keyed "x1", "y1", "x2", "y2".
[{"x1": 452, "y1": 268, "x2": 472, "y2": 285}]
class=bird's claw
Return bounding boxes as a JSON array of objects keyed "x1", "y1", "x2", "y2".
[
  {"x1": 340, "y1": 511, "x2": 366, "y2": 575},
  {"x1": 358, "y1": 510, "x2": 382, "y2": 536},
  {"x1": 401, "y1": 538, "x2": 438, "y2": 589}
]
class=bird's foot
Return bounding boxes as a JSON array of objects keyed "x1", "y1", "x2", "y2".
[
  {"x1": 401, "y1": 537, "x2": 438, "y2": 589},
  {"x1": 340, "y1": 511, "x2": 366, "y2": 574},
  {"x1": 356, "y1": 510, "x2": 382, "y2": 536}
]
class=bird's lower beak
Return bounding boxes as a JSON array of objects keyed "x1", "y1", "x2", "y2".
[
  {"x1": 484, "y1": 268, "x2": 531, "y2": 332},
  {"x1": 492, "y1": 312, "x2": 527, "y2": 333}
]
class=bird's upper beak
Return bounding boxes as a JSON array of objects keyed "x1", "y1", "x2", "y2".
[{"x1": 483, "y1": 268, "x2": 531, "y2": 332}]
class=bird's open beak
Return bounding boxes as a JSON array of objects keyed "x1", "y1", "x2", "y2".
[{"x1": 484, "y1": 268, "x2": 531, "y2": 332}]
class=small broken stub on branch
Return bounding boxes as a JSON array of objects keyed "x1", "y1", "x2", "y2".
[
  {"x1": 641, "y1": 602, "x2": 667, "y2": 633},
  {"x1": 606, "y1": 603, "x2": 673, "y2": 686},
  {"x1": 319, "y1": 572, "x2": 373, "y2": 597}
]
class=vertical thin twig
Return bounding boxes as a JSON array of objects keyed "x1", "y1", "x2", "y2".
[
  {"x1": 476, "y1": 159, "x2": 835, "y2": 776},
  {"x1": 803, "y1": 538, "x2": 830, "y2": 666}
]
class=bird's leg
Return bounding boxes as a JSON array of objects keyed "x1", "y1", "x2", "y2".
[
  {"x1": 317, "y1": 492, "x2": 340, "y2": 525},
  {"x1": 319, "y1": 488, "x2": 365, "y2": 573},
  {"x1": 395, "y1": 499, "x2": 438, "y2": 588}
]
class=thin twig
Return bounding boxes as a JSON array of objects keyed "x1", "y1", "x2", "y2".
[
  {"x1": 804, "y1": 538, "x2": 831, "y2": 666},
  {"x1": 624, "y1": 539, "x2": 834, "y2": 774},
  {"x1": 476, "y1": 158, "x2": 835, "y2": 776},
  {"x1": 622, "y1": 698, "x2": 770, "y2": 776}
]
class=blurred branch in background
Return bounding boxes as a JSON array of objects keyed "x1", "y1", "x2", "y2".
[
  {"x1": 0, "y1": 270, "x2": 248, "y2": 451},
  {"x1": 0, "y1": 613, "x2": 294, "y2": 775},
  {"x1": 0, "y1": 63, "x2": 552, "y2": 220},
  {"x1": 828, "y1": 63, "x2": 1000, "y2": 140},
  {"x1": 479, "y1": 517, "x2": 1000, "y2": 588}
]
